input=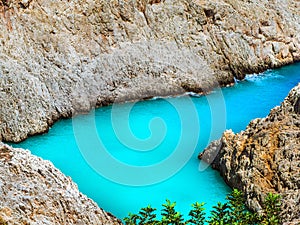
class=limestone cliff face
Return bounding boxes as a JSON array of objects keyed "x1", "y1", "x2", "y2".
[
  {"x1": 1, "y1": 1, "x2": 300, "y2": 223},
  {"x1": 0, "y1": 0, "x2": 299, "y2": 142},
  {"x1": 200, "y1": 83, "x2": 300, "y2": 224},
  {"x1": 0, "y1": 142, "x2": 122, "y2": 225}
]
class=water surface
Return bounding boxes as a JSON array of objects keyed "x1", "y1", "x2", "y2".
[{"x1": 12, "y1": 62, "x2": 300, "y2": 219}]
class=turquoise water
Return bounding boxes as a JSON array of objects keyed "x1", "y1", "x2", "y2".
[{"x1": 11, "y1": 62, "x2": 300, "y2": 219}]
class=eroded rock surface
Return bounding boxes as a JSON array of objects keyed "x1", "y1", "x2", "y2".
[
  {"x1": 0, "y1": 142, "x2": 122, "y2": 225},
  {"x1": 0, "y1": 0, "x2": 299, "y2": 142},
  {"x1": 200, "y1": 83, "x2": 300, "y2": 224}
]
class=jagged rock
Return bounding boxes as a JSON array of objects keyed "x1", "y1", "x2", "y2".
[
  {"x1": 200, "y1": 83, "x2": 300, "y2": 224},
  {"x1": 0, "y1": 142, "x2": 122, "y2": 225},
  {"x1": 0, "y1": 0, "x2": 299, "y2": 142},
  {"x1": 0, "y1": 0, "x2": 299, "y2": 223}
]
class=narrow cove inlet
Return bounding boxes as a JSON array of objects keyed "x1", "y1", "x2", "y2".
[{"x1": 11, "y1": 62, "x2": 300, "y2": 220}]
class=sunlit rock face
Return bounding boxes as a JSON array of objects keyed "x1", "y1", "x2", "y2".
[
  {"x1": 0, "y1": 0, "x2": 299, "y2": 142},
  {"x1": 0, "y1": 1, "x2": 299, "y2": 223}
]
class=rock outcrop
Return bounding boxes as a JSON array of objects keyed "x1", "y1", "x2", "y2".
[
  {"x1": 199, "y1": 83, "x2": 300, "y2": 224},
  {"x1": 0, "y1": 142, "x2": 122, "y2": 225},
  {"x1": 0, "y1": 0, "x2": 299, "y2": 142},
  {"x1": 0, "y1": 0, "x2": 300, "y2": 223}
]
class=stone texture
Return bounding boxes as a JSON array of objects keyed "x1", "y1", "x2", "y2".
[
  {"x1": 199, "y1": 83, "x2": 300, "y2": 224},
  {"x1": 0, "y1": 142, "x2": 122, "y2": 225},
  {"x1": 0, "y1": 0, "x2": 299, "y2": 142}
]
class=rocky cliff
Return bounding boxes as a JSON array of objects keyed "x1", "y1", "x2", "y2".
[
  {"x1": 0, "y1": 0, "x2": 299, "y2": 142},
  {"x1": 0, "y1": 142, "x2": 122, "y2": 225},
  {"x1": 1, "y1": 0, "x2": 300, "y2": 224},
  {"x1": 199, "y1": 83, "x2": 300, "y2": 224}
]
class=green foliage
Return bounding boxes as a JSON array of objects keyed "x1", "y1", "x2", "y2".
[
  {"x1": 123, "y1": 213, "x2": 141, "y2": 225},
  {"x1": 139, "y1": 205, "x2": 158, "y2": 225},
  {"x1": 124, "y1": 189, "x2": 282, "y2": 225},
  {"x1": 261, "y1": 193, "x2": 281, "y2": 225},
  {"x1": 124, "y1": 205, "x2": 158, "y2": 225},
  {"x1": 161, "y1": 200, "x2": 185, "y2": 225},
  {"x1": 188, "y1": 202, "x2": 206, "y2": 225},
  {"x1": 207, "y1": 202, "x2": 230, "y2": 225},
  {"x1": 226, "y1": 189, "x2": 258, "y2": 225}
]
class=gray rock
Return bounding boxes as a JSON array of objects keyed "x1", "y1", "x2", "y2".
[
  {"x1": 0, "y1": 0, "x2": 299, "y2": 142},
  {"x1": 200, "y1": 83, "x2": 300, "y2": 223},
  {"x1": 0, "y1": 143, "x2": 122, "y2": 225},
  {"x1": 0, "y1": 0, "x2": 299, "y2": 223}
]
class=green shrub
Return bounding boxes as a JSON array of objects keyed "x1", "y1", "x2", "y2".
[
  {"x1": 261, "y1": 193, "x2": 281, "y2": 225},
  {"x1": 124, "y1": 189, "x2": 282, "y2": 225}
]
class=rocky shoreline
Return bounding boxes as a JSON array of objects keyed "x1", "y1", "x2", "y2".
[
  {"x1": 0, "y1": 0, "x2": 299, "y2": 224},
  {"x1": 0, "y1": 0, "x2": 299, "y2": 142},
  {"x1": 199, "y1": 83, "x2": 300, "y2": 224},
  {"x1": 0, "y1": 143, "x2": 122, "y2": 225}
]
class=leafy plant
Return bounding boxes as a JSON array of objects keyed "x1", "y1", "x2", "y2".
[
  {"x1": 124, "y1": 205, "x2": 157, "y2": 225},
  {"x1": 261, "y1": 193, "x2": 281, "y2": 225},
  {"x1": 139, "y1": 205, "x2": 158, "y2": 225},
  {"x1": 124, "y1": 213, "x2": 141, "y2": 225},
  {"x1": 124, "y1": 189, "x2": 282, "y2": 225},
  {"x1": 207, "y1": 202, "x2": 230, "y2": 225},
  {"x1": 187, "y1": 202, "x2": 206, "y2": 225},
  {"x1": 160, "y1": 200, "x2": 185, "y2": 225},
  {"x1": 226, "y1": 189, "x2": 258, "y2": 224}
]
